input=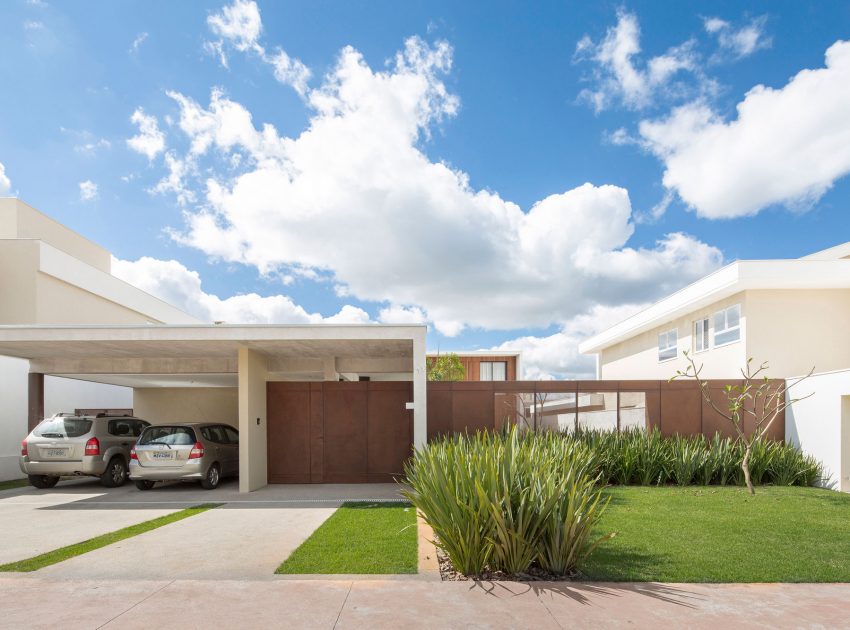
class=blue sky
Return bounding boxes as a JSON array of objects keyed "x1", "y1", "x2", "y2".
[{"x1": 1, "y1": 0, "x2": 849, "y2": 378}]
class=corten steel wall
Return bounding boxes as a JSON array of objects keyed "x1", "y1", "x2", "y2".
[
  {"x1": 267, "y1": 381, "x2": 412, "y2": 484},
  {"x1": 426, "y1": 380, "x2": 786, "y2": 441},
  {"x1": 427, "y1": 355, "x2": 519, "y2": 381}
]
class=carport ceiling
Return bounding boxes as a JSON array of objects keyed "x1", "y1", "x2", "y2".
[
  {"x1": 0, "y1": 325, "x2": 417, "y2": 360},
  {"x1": 54, "y1": 373, "x2": 238, "y2": 388}
]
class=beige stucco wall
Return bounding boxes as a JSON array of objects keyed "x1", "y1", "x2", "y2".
[
  {"x1": 0, "y1": 199, "x2": 110, "y2": 272},
  {"x1": 745, "y1": 289, "x2": 850, "y2": 377},
  {"x1": 0, "y1": 240, "x2": 38, "y2": 323},
  {"x1": 35, "y1": 273, "x2": 157, "y2": 325},
  {"x1": 133, "y1": 388, "x2": 239, "y2": 426},
  {"x1": 600, "y1": 292, "x2": 748, "y2": 380}
]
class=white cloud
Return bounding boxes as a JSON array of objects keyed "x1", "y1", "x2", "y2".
[
  {"x1": 378, "y1": 304, "x2": 427, "y2": 325},
  {"x1": 0, "y1": 163, "x2": 11, "y2": 194},
  {"x1": 150, "y1": 37, "x2": 721, "y2": 337},
  {"x1": 151, "y1": 152, "x2": 196, "y2": 206},
  {"x1": 127, "y1": 108, "x2": 166, "y2": 160},
  {"x1": 130, "y1": 32, "x2": 148, "y2": 54},
  {"x1": 79, "y1": 180, "x2": 98, "y2": 201},
  {"x1": 639, "y1": 39, "x2": 850, "y2": 219},
  {"x1": 704, "y1": 15, "x2": 771, "y2": 59},
  {"x1": 205, "y1": 0, "x2": 311, "y2": 95},
  {"x1": 575, "y1": 10, "x2": 703, "y2": 112},
  {"x1": 74, "y1": 138, "x2": 111, "y2": 155},
  {"x1": 492, "y1": 304, "x2": 647, "y2": 380},
  {"x1": 111, "y1": 256, "x2": 371, "y2": 325},
  {"x1": 23, "y1": 20, "x2": 44, "y2": 31}
]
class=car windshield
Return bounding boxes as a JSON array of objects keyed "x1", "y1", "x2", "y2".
[
  {"x1": 34, "y1": 417, "x2": 92, "y2": 438},
  {"x1": 139, "y1": 426, "x2": 196, "y2": 446}
]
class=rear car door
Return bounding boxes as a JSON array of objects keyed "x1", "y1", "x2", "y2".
[{"x1": 222, "y1": 426, "x2": 239, "y2": 475}]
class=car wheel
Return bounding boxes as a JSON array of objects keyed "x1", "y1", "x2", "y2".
[
  {"x1": 28, "y1": 474, "x2": 59, "y2": 489},
  {"x1": 201, "y1": 463, "x2": 221, "y2": 490},
  {"x1": 101, "y1": 456, "x2": 128, "y2": 488},
  {"x1": 135, "y1": 480, "x2": 155, "y2": 491}
]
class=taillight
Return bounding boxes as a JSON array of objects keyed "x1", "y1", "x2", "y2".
[
  {"x1": 189, "y1": 442, "x2": 205, "y2": 459},
  {"x1": 21, "y1": 440, "x2": 28, "y2": 457},
  {"x1": 85, "y1": 437, "x2": 100, "y2": 456},
  {"x1": 130, "y1": 446, "x2": 137, "y2": 460}
]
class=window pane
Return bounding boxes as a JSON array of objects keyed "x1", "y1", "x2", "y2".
[
  {"x1": 727, "y1": 304, "x2": 740, "y2": 328},
  {"x1": 714, "y1": 310, "x2": 725, "y2": 330},
  {"x1": 491, "y1": 362, "x2": 507, "y2": 381},
  {"x1": 715, "y1": 328, "x2": 740, "y2": 346},
  {"x1": 480, "y1": 362, "x2": 493, "y2": 380}
]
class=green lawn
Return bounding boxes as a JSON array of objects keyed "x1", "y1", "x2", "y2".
[
  {"x1": 0, "y1": 503, "x2": 221, "y2": 572},
  {"x1": 277, "y1": 501, "x2": 418, "y2": 574},
  {"x1": 0, "y1": 479, "x2": 28, "y2": 492},
  {"x1": 581, "y1": 486, "x2": 850, "y2": 582}
]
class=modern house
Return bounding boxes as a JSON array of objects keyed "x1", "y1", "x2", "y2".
[
  {"x1": 0, "y1": 198, "x2": 201, "y2": 479},
  {"x1": 580, "y1": 242, "x2": 850, "y2": 491},
  {"x1": 426, "y1": 350, "x2": 521, "y2": 381},
  {"x1": 0, "y1": 199, "x2": 427, "y2": 490}
]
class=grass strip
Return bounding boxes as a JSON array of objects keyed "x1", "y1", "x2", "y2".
[
  {"x1": 581, "y1": 486, "x2": 850, "y2": 582},
  {"x1": 277, "y1": 501, "x2": 417, "y2": 575},
  {"x1": 0, "y1": 479, "x2": 28, "y2": 492},
  {"x1": 0, "y1": 503, "x2": 221, "y2": 572}
]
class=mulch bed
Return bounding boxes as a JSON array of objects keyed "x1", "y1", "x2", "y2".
[{"x1": 436, "y1": 548, "x2": 578, "y2": 582}]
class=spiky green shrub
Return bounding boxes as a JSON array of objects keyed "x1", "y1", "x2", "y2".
[
  {"x1": 668, "y1": 435, "x2": 706, "y2": 486},
  {"x1": 403, "y1": 428, "x2": 611, "y2": 577}
]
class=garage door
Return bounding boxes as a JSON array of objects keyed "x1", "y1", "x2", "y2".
[{"x1": 267, "y1": 381, "x2": 413, "y2": 483}]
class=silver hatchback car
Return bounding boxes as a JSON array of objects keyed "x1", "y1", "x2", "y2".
[
  {"x1": 21, "y1": 413, "x2": 150, "y2": 488},
  {"x1": 130, "y1": 423, "x2": 239, "y2": 490}
]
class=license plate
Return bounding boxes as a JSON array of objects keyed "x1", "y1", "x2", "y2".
[
  {"x1": 152, "y1": 451, "x2": 174, "y2": 459},
  {"x1": 45, "y1": 449, "x2": 67, "y2": 457}
]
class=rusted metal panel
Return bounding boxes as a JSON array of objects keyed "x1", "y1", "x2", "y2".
[
  {"x1": 309, "y1": 382, "x2": 324, "y2": 483},
  {"x1": 451, "y1": 388, "x2": 496, "y2": 433},
  {"x1": 367, "y1": 382, "x2": 413, "y2": 482},
  {"x1": 427, "y1": 388, "x2": 453, "y2": 440},
  {"x1": 659, "y1": 387, "x2": 703, "y2": 436},
  {"x1": 321, "y1": 382, "x2": 369, "y2": 483},
  {"x1": 266, "y1": 382, "x2": 311, "y2": 484}
]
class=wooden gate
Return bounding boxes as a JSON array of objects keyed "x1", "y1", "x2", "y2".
[{"x1": 267, "y1": 381, "x2": 413, "y2": 484}]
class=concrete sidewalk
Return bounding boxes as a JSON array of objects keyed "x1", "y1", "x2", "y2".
[{"x1": 0, "y1": 577, "x2": 847, "y2": 629}]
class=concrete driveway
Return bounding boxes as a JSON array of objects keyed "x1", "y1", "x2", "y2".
[{"x1": 0, "y1": 478, "x2": 403, "y2": 577}]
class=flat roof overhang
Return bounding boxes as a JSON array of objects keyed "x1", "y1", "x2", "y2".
[
  {"x1": 578, "y1": 259, "x2": 850, "y2": 355},
  {"x1": 0, "y1": 324, "x2": 426, "y2": 387}
]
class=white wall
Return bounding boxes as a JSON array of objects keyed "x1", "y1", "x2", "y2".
[
  {"x1": 785, "y1": 369, "x2": 850, "y2": 491},
  {"x1": 0, "y1": 357, "x2": 28, "y2": 480},
  {"x1": 133, "y1": 388, "x2": 238, "y2": 425}
]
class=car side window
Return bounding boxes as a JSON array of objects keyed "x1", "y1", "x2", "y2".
[
  {"x1": 224, "y1": 426, "x2": 239, "y2": 445},
  {"x1": 133, "y1": 420, "x2": 149, "y2": 437},
  {"x1": 108, "y1": 419, "x2": 132, "y2": 437}
]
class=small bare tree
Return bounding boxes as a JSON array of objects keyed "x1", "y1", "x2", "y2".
[{"x1": 672, "y1": 351, "x2": 813, "y2": 495}]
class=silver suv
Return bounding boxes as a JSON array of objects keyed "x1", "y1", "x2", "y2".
[
  {"x1": 20, "y1": 413, "x2": 150, "y2": 489},
  {"x1": 130, "y1": 423, "x2": 239, "y2": 490}
]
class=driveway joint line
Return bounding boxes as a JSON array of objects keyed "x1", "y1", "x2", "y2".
[
  {"x1": 333, "y1": 580, "x2": 354, "y2": 629},
  {"x1": 95, "y1": 579, "x2": 175, "y2": 629}
]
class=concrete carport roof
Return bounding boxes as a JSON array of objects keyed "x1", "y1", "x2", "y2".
[{"x1": 0, "y1": 324, "x2": 427, "y2": 492}]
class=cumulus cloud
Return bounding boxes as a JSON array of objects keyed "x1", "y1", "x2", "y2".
[
  {"x1": 0, "y1": 162, "x2": 11, "y2": 194},
  {"x1": 78, "y1": 180, "x2": 98, "y2": 201},
  {"x1": 112, "y1": 256, "x2": 371, "y2": 324},
  {"x1": 378, "y1": 304, "x2": 428, "y2": 325},
  {"x1": 703, "y1": 15, "x2": 771, "y2": 60},
  {"x1": 639, "y1": 40, "x2": 850, "y2": 219},
  {"x1": 491, "y1": 304, "x2": 647, "y2": 380},
  {"x1": 127, "y1": 108, "x2": 166, "y2": 160},
  {"x1": 146, "y1": 36, "x2": 721, "y2": 337},
  {"x1": 205, "y1": 0, "x2": 311, "y2": 95},
  {"x1": 575, "y1": 10, "x2": 706, "y2": 112}
]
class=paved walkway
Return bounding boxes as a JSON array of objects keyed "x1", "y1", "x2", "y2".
[{"x1": 0, "y1": 577, "x2": 847, "y2": 629}]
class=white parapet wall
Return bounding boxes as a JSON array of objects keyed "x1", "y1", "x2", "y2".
[{"x1": 785, "y1": 368, "x2": 850, "y2": 491}]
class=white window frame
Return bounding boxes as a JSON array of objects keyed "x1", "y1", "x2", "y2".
[
  {"x1": 479, "y1": 361, "x2": 507, "y2": 381},
  {"x1": 658, "y1": 329, "x2": 678, "y2": 362},
  {"x1": 693, "y1": 317, "x2": 710, "y2": 353},
  {"x1": 713, "y1": 304, "x2": 742, "y2": 348}
]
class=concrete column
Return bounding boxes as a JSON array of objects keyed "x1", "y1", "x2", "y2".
[
  {"x1": 28, "y1": 372, "x2": 44, "y2": 432},
  {"x1": 412, "y1": 332, "x2": 427, "y2": 449},
  {"x1": 322, "y1": 356, "x2": 338, "y2": 381},
  {"x1": 238, "y1": 348, "x2": 268, "y2": 493}
]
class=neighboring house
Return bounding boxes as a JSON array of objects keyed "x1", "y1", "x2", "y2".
[
  {"x1": 427, "y1": 351, "x2": 522, "y2": 381},
  {"x1": 0, "y1": 198, "x2": 201, "y2": 479},
  {"x1": 580, "y1": 242, "x2": 850, "y2": 492}
]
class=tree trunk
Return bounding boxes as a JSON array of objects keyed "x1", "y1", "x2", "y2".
[{"x1": 742, "y1": 444, "x2": 755, "y2": 495}]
